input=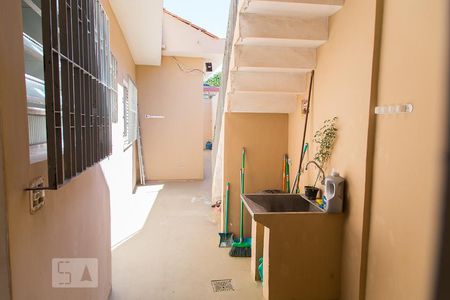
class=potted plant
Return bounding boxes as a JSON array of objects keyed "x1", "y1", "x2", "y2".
[{"x1": 304, "y1": 117, "x2": 338, "y2": 199}]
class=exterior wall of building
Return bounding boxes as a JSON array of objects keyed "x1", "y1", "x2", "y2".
[
  {"x1": 0, "y1": 0, "x2": 137, "y2": 298},
  {"x1": 365, "y1": 0, "x2": 448, "y2": 299},
  {"x1": 288, "y1": 1, "x2": 378, "y2": 298},
  {"x1": 223, "y1": 113, "x2": 288, "y2": 236},
  {"x1": 288, "y1": 0, "x2": 448, "y2": 299},
  {"x1": 100, "y1": 0, "x2": 139, "y2": 248},
  {"x1": 137, "y1": 57, "x2": 204, "y2": 180}
]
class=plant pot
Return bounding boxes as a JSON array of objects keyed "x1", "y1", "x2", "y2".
[{"x1": 305, "y1": 186, "x2": 319, "y2": 200}]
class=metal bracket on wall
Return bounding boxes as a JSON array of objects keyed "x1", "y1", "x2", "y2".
[
  {"x1": 301, "y1": 98, "x2": 309, "y2": 114},
  {"x1": 25, "y1": 186, "x2": 57, "y2": 191},
  {"x1": 374, "y1": 103, "x2": 414, "y2": 115},
  {"x1": 144, "y1": 114, "x2": 165, "y2": 119},
  {"x1": 29, "y1": 177, "x2": 45, "y2": 214}
]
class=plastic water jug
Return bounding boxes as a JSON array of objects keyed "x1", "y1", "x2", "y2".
[{"x1": 323, "y1": 169, "x2": 344, "y2": 213}]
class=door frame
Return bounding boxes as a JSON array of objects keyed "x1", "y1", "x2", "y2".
[
  {"x1": 0, "y1": 128, "x2": 11, "y2": 299},
  {"x1": 434, "y1": 52, "x2": 450, "y2": 299}
]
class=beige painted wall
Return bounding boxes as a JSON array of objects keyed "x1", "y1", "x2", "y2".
[
  {"x1": 288, "y1": 1, "x2": 378, "y2": 299},
  {"x1": 224, "y1": 113, "x2": 288, "y2": 236},
  {"x1": 288, "y1": 1, "x2": 449, "y2": 299},
  {"x1": 1, "y1": 6, "x2": 111, "y2": 298},
  {"x1": 137, "y1": 57, "x2": 204, "y2": 180},
  {"x1": 0, "y1": 0, "x2": 137, "y2": 298},
  {"x1": 100, "y1": 0, "x2": 139, "y2": 248},
  {"x1": 365, "y1": 1, "x2": 448, "y2": 299}
]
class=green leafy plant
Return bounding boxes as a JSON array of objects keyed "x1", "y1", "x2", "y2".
[
  {"x1": 312, "y1": 117, "x2": 338, "y2": 185},
  {"x1": 205, "y1": 72, "x2": 221, "y2": 87}
]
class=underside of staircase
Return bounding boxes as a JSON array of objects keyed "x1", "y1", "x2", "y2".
[{"x1": 225, "y1": 0, "x2": 344, "y2": 113}]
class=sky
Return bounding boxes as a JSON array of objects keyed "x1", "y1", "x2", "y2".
[{"x1": 163, "y1": 0, "x2": 231, "y2": 38}]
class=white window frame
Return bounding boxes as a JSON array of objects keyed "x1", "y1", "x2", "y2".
[{"x1": 123, "y1": 77, "x2": 138, "y2": 149}]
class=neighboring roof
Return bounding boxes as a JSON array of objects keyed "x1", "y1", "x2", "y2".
[{"x1": 163, "y1": 9, "x2": 219, "y2": 39}]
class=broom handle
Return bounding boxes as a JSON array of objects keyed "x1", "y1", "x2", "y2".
[
  {"x1": 285, "y1": 155, "x2": 290, "y2": 192},
  {"x1": 292, "y1": 70, "x2": 314, "y2": 193},
  {"x1": 239, "y1": 169, "x2": 244, "y2": 241},
  {"x1": 240, "y1": 148, "x2": 246, "y2": 241},
  {"x1": 225, "y1": 182, "x2": 230, "y2": 233},
  {"x1": 282, "y1": 156, "x2": 286, "y2": 192},
  {"x1": 292, "y1": 143, "x2": 308, "y2": 193}
]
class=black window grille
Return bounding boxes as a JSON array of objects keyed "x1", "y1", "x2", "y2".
[{"x1": 41, "y1": 0, "x2": 112, "y2": 189}]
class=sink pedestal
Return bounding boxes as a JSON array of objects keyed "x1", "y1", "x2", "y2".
[
  {"x1": 261, "y1": 214, "x2": 343, "y2": 300},
  {"x1": 242, "y1": 194, "x2": 344, "y2": 300},
  {"x1": 251, "y1": 219, "x2": 264, "y2": 281}
]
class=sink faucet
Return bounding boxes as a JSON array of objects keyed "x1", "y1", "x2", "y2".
[{"x1": 305, "y1": 161, "x2": 325, "y2": 185}]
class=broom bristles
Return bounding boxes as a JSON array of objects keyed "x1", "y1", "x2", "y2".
[
  {"x1": 229, "y1": 246, "x2": 251, "y2": 257},
  {"x1": 229, "y1": 245, "x2": 251, "y2": 257}
]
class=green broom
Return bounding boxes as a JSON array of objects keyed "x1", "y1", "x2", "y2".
[
  {"x1": 285, "y1": 154, "x2": 290, "y2": 193},
  {"x1": 230, "y1": 148, "x2": 251, "y2": 257}
]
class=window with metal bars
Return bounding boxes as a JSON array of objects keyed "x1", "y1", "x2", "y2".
[{"x1": 29, "y1": 0, "x2": 114, "y2": 189}]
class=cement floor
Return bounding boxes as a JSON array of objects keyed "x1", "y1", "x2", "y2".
[{"x1": 110, "y1": 151, "x2": 263, "y2": 300}]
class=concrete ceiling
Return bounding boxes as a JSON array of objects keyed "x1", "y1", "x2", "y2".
[
  {"x1": 226, "y1": 0, "x2": 344, "y2": 113},
  {"x1": 110, "y1": 0, "x2": 163, "y2": 65}
]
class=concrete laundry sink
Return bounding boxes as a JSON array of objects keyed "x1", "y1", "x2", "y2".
[
  {"x1": 242, "y1": 193, "x2": 343, "y2": 300},
  {"x1": 242, "y1": 193, "x2": 323, "y2": 215}
]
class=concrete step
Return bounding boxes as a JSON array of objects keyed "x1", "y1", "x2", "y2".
[
  {"x1": 230, "y1": 71, "x2": 307, "y2": 93},
  {"x1": 238, "y1": 13, "x2": 328, "y2": 48},
  {"x1": 241, "y1": 0, "x2": 344, "y2": 18},
  {"x1": 227, "y1": 92, "x2": 300, "y2": 113},
  {"x1": 234, "y1": 45, "x2": 316, "y2": 73}
]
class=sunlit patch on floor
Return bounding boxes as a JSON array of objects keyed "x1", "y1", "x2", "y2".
[
  {"x1": 211, "y1": 279, "x2": 234, "y2": 292},
  {"x1": 191, "y1": 196, "x2": 208, "y2": 204}
]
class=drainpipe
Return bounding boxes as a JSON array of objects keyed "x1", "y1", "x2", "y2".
[{"x1": 359, "y1": 0, "x2": 385, "y2": 299}]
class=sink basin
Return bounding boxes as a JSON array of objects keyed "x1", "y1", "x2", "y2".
[{"x1": 242, "y1": 193, "x2": 323, "y2": 215}]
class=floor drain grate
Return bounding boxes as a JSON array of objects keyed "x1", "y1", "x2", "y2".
[{"x1": 211, "y1": 279, "x2": 234, "y2": 292}]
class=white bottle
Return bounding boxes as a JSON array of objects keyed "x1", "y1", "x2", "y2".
[{"x1": 323, "y1": 169, "x2": 345, "y2": 213}]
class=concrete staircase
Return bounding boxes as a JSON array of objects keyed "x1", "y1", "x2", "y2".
[{"x1": 225, "y1": 0, "x2": 344, "y2": 113}]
